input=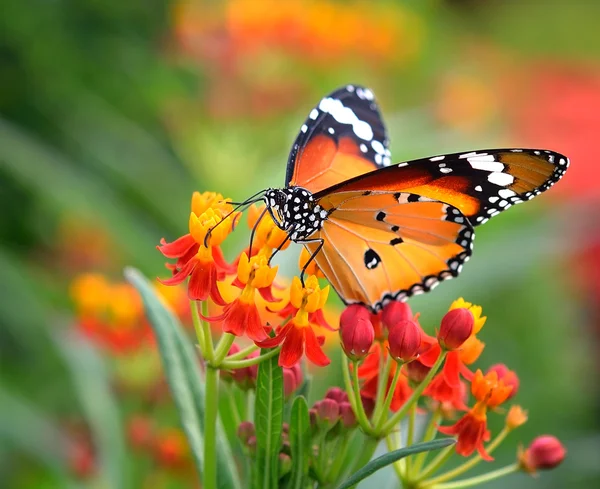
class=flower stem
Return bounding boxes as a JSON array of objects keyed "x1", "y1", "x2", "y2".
[
  {"x1": 342, "y1": 352, "x2": 359, "y2": 415},
  {"x1": 212, "y1": 333, "x2": 236, "y2": 365},
  {"x1": 220, "y1": 347, "x2": 281, "y2": 369},
  {"x1": 380, "y1": 352, "x2": 447, "y2": 434},
  {"x1": 385, "y1": 433, "x2": 406, "y2": 483},
  {"x1": 190, "y1": 300, "x2": 206, "y2": 354},
  {"x1": 427, "y1": 464, "x2": 519, "y2": 489},
  {"x1": 412, "y1": 408, "x2": 442, "y2": 474},
  {"x1": 417, "y1": 445, "x2": 455, "y2": 481},
  {"x1": 422, "y1": 427, "x2": 510, "y2": 486},
  {"x1": 351, "y1": 360, "x2": 375, "y2": 436},
  {"x1": 203, "y1": 365, "x2": 219, "y2": 489},
  {"x1": 226, "y1": 343, "x2": 259, "y2": 361},
  {"x1": 405, "y1": 403, "x2": 417, "y2": 479},
  {"x1": 374, "y1": 366, "x2": 402, "y2": 431},
  {"x1": 372, "y1": 345, "x2": 392, "y2": 422}
]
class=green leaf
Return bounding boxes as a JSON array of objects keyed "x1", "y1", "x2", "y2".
[
  {"x1": 0, "y1": 387, "x2": 78, "y2": 488},
  {"x1": 336, "y1": 438, "x2": 455, "y2": 489},
  {"x1": 288, "y1": 396, "x2": 311, "y2": 489},
  {"x1": 55, "y1": 331, "x2": 126, "y2": 489},
  {"x1": 254, "y1": 349, "x2": 284, "y2": 489},
  {"x1": 125, "y1": 267, "x2": 240, "y2": 489}
]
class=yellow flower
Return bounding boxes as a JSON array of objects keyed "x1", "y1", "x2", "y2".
[
  {"x1": 298, "y1": 247, "x2": 324, "y2": 278},
  {"x1": 449, "y1": 297, "x2": 487, "y2": 334},
  {"x1": 506, "y1": 405, "x2": 528, "y2": 430},
  {"x1": 189, "y1": 208, "x2": 233, "y2": 247},
  {"x1": 290, "y1": 276, "x2": 329, "y2": 314},
  {"x1": 237, "y1": 252, "x2": 278, "y2": 289}
]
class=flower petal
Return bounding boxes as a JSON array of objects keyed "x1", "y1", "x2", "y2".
[
  {"x1": 279, "y1": 325, "x2": 305, "y2": 368},
  {"x1": 303, "y1": 326, "x2": 330, "y2": 367}
]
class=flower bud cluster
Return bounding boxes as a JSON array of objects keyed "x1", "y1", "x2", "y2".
[{"x1": 310, "y1": 387, "x2": 357, "y2": 434}]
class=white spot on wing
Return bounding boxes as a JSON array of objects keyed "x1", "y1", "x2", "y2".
[
  {"x1": 309, "y1": 109, "x2": 319, "y2": 120},
  {"x1": 488, "y1": 172, "x2": 514, "y2": 186},
  {"x1": 318, "y1": 97, "x2": 374, "y2": 141}
]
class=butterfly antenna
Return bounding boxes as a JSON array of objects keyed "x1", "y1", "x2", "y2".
[
  {"x1": 203, "y1": 190, "x2": 266, "y2": 248},
  {"x1": 248, "y1": 206, "x2": 269, "y2": 256}
]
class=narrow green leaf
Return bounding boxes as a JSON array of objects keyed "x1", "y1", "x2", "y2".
[
  {"x1": 125, "y1": 267, "x2": 240, "y2": 489},
  {"x1": 288, "y1": 396, "x2": 311, "y2": 489},
  {"x1": 254, "y1": 349, "x2": 284, "y2": 489},
  {"x1": 55, "y1": 331, "x2": 125, "y2": 489},
  {"x1": 0, "y1": 387, "x2": 78, "y2": 488},
  {"x1": 336, "y1": 438, "x2": 455, "y2": 489}
]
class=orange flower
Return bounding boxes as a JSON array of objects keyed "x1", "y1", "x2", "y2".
[
  {"x1": 257, "y1": 276, "x2": 330, "y2": 367},
  {"x1": 70, "y1": 274, "x2": 153, "y2": 354},
  {"x1": 438, "y1": 367, "x2": 513, "y2": 460},
  {"x1": 158, "y1": 192, "x2": 238, "y2": 304},
  {"x1": 203, "y1": 252, "x2": 278, "y2": 342}
]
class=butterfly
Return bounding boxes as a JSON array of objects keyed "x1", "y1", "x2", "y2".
[{"x1": 252, "y1": 85, "x2": 568, "y2": 312}]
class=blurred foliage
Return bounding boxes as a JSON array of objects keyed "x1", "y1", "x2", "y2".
[{"x1": 1, "y1": 0, "x2": 600, "y2": 488}]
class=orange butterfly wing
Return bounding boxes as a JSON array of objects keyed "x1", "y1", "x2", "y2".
[
  {"x1": 304, "y1": 191, "x2": 473, "y2": 310},
  {"x1": 286, "y1": 85, "x2": 391, "y2": 194},
  {"x1": 313, "y1": 149, "x2": 569, "y2": 226}
]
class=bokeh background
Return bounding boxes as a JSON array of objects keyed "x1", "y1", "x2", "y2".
[{"x1": 1, "y1": 0, "x2": 600, "y2": 487}]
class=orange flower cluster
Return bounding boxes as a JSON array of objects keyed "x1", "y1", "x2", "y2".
[
  {"x1": 158, "y1": 193, "x2": 333, "y2": 367},
  {"x1": 70, "y1": 274, "x2": 189, "y2": 354},
  {"x1": 174, "y1": 0, "x2": 423, "y2": 68}
]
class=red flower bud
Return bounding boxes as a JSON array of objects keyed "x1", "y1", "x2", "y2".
[
  {"x1": 237, "y1": 421, "x2": 255, "y2": 446},
  {"x1": 487, "y1": 364, "x2": 519, "y2": 399},
  {"x1": 325, "y1": 387, "x2": 348, "y2": 403},
  {"x1": 127, "y1": 415, "x2": 154, "y2": 451},
  {"x1": 381, "y1": 301, "x2": 413, "y2": 330},
  {"x1": 339, "y1": 305, "x2": 374, "y2": 361},
  {"x1": 283, "y1": 363, "x2": 303, "y2": 398},
  {"x1": 339, "y1": 402, "x2": 357, "y2": 428},
  {"x1": 438, "y1": 308, "x2": 474, "y2": 350},
  {"x1": 388, "y1": 319, "x2": 422, "y2": 362},
  {"x1": 519, "y1": 435, "x2": 566, "y2": 473}
]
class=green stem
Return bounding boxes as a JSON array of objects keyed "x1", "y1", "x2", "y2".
[
  {"x1": 342, "y1": 352, "x2": 359, "y2": 417},
  {"x1": 385, "y1": 433, "x2": 406, "y2": 483},
  {"x1": 220, "y1": 347, "x2": 281, "y2": 369},
  {"x1": 347, "y1": 436, "x2": 379, "y2": 482},
  {"x1": 405, "y1": 403, "x2": 417, "y2": 479},
  {"x1": 374, "y1": 366, "x2": 402, "y2": 430},
  {"x1": 428, "y1": 464, "x2": 519, "y2": 489},
  {"x1": 190, "y1": 300, "x2": 206, "y2": 354},
  {"x1": 204, "y1": 366, "x2": 219, "y2": 489},
  {"x1": 326, "y1": 431, "x2": 351, "y2": 482},
  {"x1": 227, "y1": 385, "x2": 242, "y2": 428},
  {"x1": 371, "y1": 345, "x2": 392, "y2": 422},
  {"x1": 412, "y1": 408, "x2": 442, "y2": 474},
  {"x1": 381, "y1": 352, "x2": 447, "y2": 434},
  {"x1": 212, "y1": 333, "x2": 236, "y2": 365},
  {"x1": 417, "y1": 445, "x2": 455, "y2": 481},
  {"x1": 351, "y1": 361, "x2": 375, "y2": 435},
  {"x1": 423, "y1": 427, "x2": 510, "y2": 486},
  {"x1": 226, "y1": 343, "x2": 259, "y2": 361}
]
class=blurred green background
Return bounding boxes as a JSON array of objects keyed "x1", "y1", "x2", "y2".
[{"x1": 1, "y1": 0, "x2": 599, "y2": 487}]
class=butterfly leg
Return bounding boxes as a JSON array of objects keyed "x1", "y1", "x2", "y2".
[
  {"x1": 267, "y1": 234, "x2": 292, "y2": 266},
  {"x1": 296, "y1": 238, "x2": 324, "y2": 287}
]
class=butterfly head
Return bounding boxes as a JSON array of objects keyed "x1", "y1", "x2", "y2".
[{"x1": 264, "y1": 187, "x2": 326, "y2": 240}]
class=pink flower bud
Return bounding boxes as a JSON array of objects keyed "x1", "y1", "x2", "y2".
[
  {"x1": 237, "y1": 421, "x2": 255, "y2": 446},
  {"x1": 339, "y1": 402, "x2": 356, "y2": 428},
  {"x1": 282, "y1": 363, "x2": 303, "y2": 398},
  {"x1": 325, "y1": 387, "x2": 348, "y2": 403},
  {"x1": 279, "y1": 453, "x2": 292, "y2": 477},
  {"x1": 381, "y1": 301, "x2": 413, "y2": 330},
  {"x1": 487, "y1": 364, "x2": 519, "y2": 399},
  {"x1": 388, "y1": 319, "x2": 422, "y2": 362},
  {"x1": 519, "y1": 435, "x2": 566, "y2": 473},
  {"x1": 314, "y1": 398, "x2": 340, "y2": 425},
  {"x1": 339, "y1": 305, "x2": 374, "y2": 361},
  {"x1": 438, "y1": 308, "x2": 474, "y2": 350}
]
